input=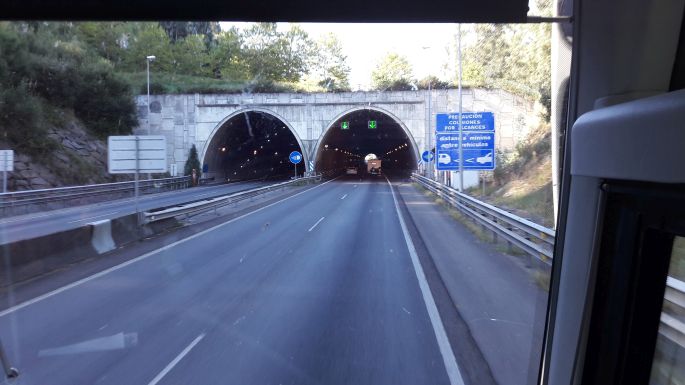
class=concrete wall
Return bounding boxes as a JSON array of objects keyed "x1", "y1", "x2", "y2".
[{"x1": 134, "y1": 89, "x2": 541, "y2": 173}]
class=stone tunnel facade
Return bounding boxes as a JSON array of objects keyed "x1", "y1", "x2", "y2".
[{"x1": 134, "y1": 89, "x2": 542, "y2": 175}]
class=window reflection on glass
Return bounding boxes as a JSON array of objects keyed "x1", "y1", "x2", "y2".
[{"x1": 650, "y1": 236, "x2": 685, "y2": 385}]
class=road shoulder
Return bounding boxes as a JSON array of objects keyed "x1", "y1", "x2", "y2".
[{"x1": 394, "y1": 180, "x2": 548, "y2": 385}]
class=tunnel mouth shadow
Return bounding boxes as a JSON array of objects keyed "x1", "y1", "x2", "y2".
[
  {"x1": 203, "y1": 110, "x2": 306, "y2": 182},
  {"x1": 314, "y1": 108, "x2": 418, "y2": 177}
]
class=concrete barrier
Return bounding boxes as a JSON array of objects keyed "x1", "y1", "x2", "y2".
[
  {"x1": 89, "y1": 219, "x2": 116, "y2": 254},
  {"x1": 0, "y1": 214, "x2": 179, "y2": 288}
]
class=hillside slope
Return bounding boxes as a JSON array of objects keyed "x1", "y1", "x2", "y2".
[{"x1": 470, "y1": 123, "x2": 555, "y2": 228}]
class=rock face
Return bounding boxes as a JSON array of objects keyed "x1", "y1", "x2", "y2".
[{"x1": 4, "y1": 120, "x2": 127, "y2": 191}]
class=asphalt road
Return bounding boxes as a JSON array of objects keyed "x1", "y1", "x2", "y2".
[
  {"x1": 0, "y1": 181, "x2": 268, "y2": 245},
  {"x1": 0, "y1": 177, "x2": 456, "y2": 385}
]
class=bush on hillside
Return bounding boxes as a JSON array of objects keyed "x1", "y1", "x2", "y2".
[{"x1": 0, "y1": 23, "x2": 136, "y2": 145}]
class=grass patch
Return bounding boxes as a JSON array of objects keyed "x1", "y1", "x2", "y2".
[
  {"x1": 668, "y1": 236, "x2": 685, "y2": 281},
  {"x1": 121, "y1": 71, "x2": 246, "y2": 94},
  {"x1": 532, "y1": 268, "x2": 551, "y2": 291},
  {"x1": 492, "y1": 182, "x2": 554, "y2": 228},
  {"x1": 421, "y1": 187, "x2": 492, "y2": 243},
  {"x1": 494, "y1": 244, "x2": 527, "y2": 256}
]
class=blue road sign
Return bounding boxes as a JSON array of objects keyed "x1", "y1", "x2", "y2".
[
  {"x1": 421, "y1": 150, "x2": 434, "y2": 162},
  {"x1": 436, "y1": 112, "x2": 495, "y2": 132},
  {"x1": 436, "y1": 131, "x2": 495, "y2": 171},
  {"x1": 289, "y1": 151, "x2": 303, "y2": 164}
]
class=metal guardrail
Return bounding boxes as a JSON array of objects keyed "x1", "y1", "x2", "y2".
[
  {"x1": 411, "y1": 172, "x2": 685, "y2": 347},
  {"x1": 412, "y1": 173, "x2": 555, "y2": 263},
  {"x1": 143, "y1": 174, "x2": 322, "y2": 224},
  {"x1": 0, "y1": 176, "x2": 190, "y2": 212}
]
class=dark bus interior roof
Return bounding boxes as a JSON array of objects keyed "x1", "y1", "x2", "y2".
[{"x1": 2, "y1": 0, "x2": 531, "y2": 23}]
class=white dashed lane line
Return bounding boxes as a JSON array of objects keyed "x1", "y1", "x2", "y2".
[{"x1": 308, "y1": 217, "x2": 325, "y2": 232}]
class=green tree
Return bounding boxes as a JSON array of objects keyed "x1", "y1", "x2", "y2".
[
  {"x1": 454, "y1": 12, "x2": 551, "y2": 120},
  {"x1": 120, "y1": 23, "x2": 173, "y2": 72},
  {"x1": 184, "y1": 144, "x2": 201, "y2": 183},
  {"x1": 417, "y1": 75, "x2": 451, "y2": 90},
  {"x1": 240, "y1": 23, "x2": 315, "y2": 83},
  {"x1": 172, "y1": 34, "x2": 211, "y2": 77},
  {"x1": 314, "y1": 33, "x2": 351, "y2": 91},
  {"x1": 371, "y1": 53, "x2": 415, "y2": 91},
  {"x1": 75, "y1": 22, "x2": 129, "y2": 66},
  {"x1": 159, "y1": 21, "x2": 220, "y2": 45},
  {"x1": 210, "y1": 28, "x2": 248, "y2": 80}
]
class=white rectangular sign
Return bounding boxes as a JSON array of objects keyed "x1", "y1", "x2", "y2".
[
  {"x1": 0, "y1": 150, "x2": 14, "y2": 172},
  {"x1": 108, "y1": 136, "x2": 167, "y2": 174}
]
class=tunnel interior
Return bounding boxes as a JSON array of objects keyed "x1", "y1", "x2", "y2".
[
  {"x1": 315, "y1": 109, "x2": 418, "y2": 177},
  {"x1": 204, "y1": 111, "x2": 305, "y2": 182}
]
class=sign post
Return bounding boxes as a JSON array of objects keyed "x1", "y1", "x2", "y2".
[
  {"x1": 108, "y1": 136, "x2": 167, "y2": 223},
  {"x1": 289, "y1": 151, "x2": 303, "y2": 179},
  {"x1": 0, "y1": 150, "x2": 13, "y2": 193}
]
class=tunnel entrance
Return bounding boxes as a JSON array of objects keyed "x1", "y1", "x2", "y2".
[
  {"x1": 314, "y1": 109, "x2": 418, "y2": 177},
  {"x1": 203, "y1": 110, "x2": 306, "y2": 182}
]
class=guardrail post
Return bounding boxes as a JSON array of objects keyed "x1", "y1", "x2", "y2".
[
  {"x1": 506, "y1": 230, "x2": 514, "y2": 253},
  {"x1": 492, "y1": 218, "x2": 499, "y2": 243}
]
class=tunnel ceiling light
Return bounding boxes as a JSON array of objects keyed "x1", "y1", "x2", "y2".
[
  {"x1": 221, "y1": 147, "x2": 226, "y2": 152},
  {"x1": 253, "y1": 150, "x2": 258, "y2": 155}
]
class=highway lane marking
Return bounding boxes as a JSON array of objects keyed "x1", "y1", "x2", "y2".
[
  {"x1": 147, "y1": 333, "x2": 205, "y2": 385},
  {"x1": 0, "y1": 177, "x2": 339, "y2": 318},
  {"x1": 308, "y1": 217, "x2": 325, "y2": 232},
  {"x1": 67, "y1": 211, "x2": 120, "y2": 224},
  {"x1": 340, "y1": 194, "x2": 348, "y2": 200},
  {"x1": 386, "y1": 177, "x2": 465, "y2": 385}
]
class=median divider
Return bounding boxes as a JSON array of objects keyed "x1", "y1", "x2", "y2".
[
  {"x1": 0, "y1": 176, "x2": 322, "y2": 288},
  {"x1": 142, "y1": 174, "x2": 322, "y2": 224},
  {"x1": 0, "y1": 213, "x2": 180, "y2": 288}
]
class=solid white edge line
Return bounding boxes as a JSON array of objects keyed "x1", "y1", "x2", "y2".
[
  {"x1": 386, "y1": 177, "x2": 465, "y2": 385},
  {"x1": 0, "y1": 177, "x2": 339, "y2": 318},
  {"x1": 147, "y1": 333, "x2": 205, "y2": 385},
  {"x1": 308, "y1": 217, "x2": 325, "y2": 232}
]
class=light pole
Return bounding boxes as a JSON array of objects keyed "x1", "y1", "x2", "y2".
[
  {"x1": 457, "y1": 24, "x2": 464, "y2": 191},
  {"x1": 421, "y1": 46, "x2": 434, "y2": 179},
  {"x1": 146, "y1": 55, "x2": 156, "y2": 135},
  {"x1": 146, "y1": 55, "x2": 155, "y2": 180}
]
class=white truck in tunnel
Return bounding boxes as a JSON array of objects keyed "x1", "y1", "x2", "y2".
[{"x1": 367, "y1": 159, "x2": 382, "y2": 175}]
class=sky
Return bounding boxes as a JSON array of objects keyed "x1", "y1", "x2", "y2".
[{"x1": 220, "y1": 23, "x2": 460, "y2": 90}]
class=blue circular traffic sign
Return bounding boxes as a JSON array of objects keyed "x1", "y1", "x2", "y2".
[
  {"x1": 289, "y1": 151, "x2": 303, "y2": 164},
  {"x1": 422, "y1": 150, "x2": 434, "y2": 162}
]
